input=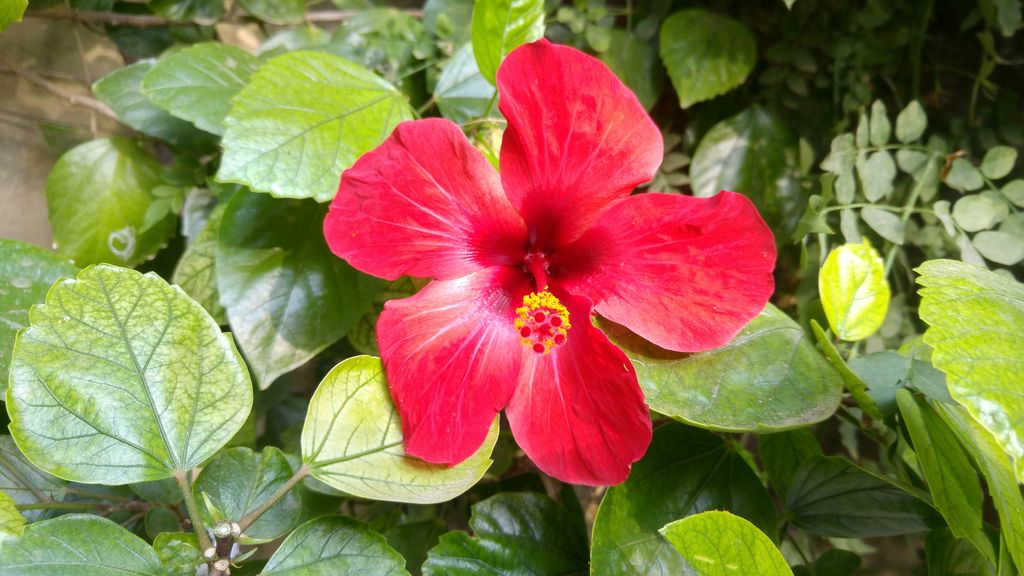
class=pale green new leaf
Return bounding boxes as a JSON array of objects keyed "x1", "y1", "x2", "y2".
[
  {"x1": 172, "y1": 203, "x2": 226, "y2": 324},
  {"x1": 470, "y1": 0, "x2": 545, "y2": 85},
  {"x1": 92, "y1": 61, "x2": 203, "y2": 145},
  {"x1": 895, "y1": 101, "x2": 927, "y2": 143},
  {"x1": 660, "y1": 511, "x2": 792, "y2": 576},
  {"x1": 953, "y1": 194, "x2": 1009, "y2": 232},
  {"x1": 981, "y1": 146, "x2": 1017, "y2": 180},
  {"x1": 819, "y1": 239, "x2": 890, "y2": 341},
  {"x1": 869, "y1": 100, "x2": 891, "y2": 147},
  {"x1": 0, "y1": 240, "x2": 78, "y2": 397},
  {"x1": 973, "y1": 231, "x2": 1024, "y2": 266},
  {"x1": 302, "y1": 356, "x2": 498, "y2": 504},
  {"x1": 604, "y1": 305, "x2": 842, "y2": 432},
  {"x1": 218, "y1": 51, "x2": 413, "y2": 201},
  {"x1": 659, "y1": 9, "x2": 756, "y2": 108},
  {"x1": 45, "y1": 138, "x2": 175, "y2": 267},
  {"x1": 143, "y1": 42, "x2": 260, "y2": 135},
  {"x1": 7, "y1": 265, "x2": 253, "y2": 484},
  {"x1": 917, "y1": 259, "x2": 1024, "y2": 483},
  {"x1": 945, "y1": 158, "x2": 984, "y2": 192},
  {"x1": 0, "y1": 491, "x2": 24, "y2": 542},
  {"x1": 0, "y1": 514, "x2": 162, "y2": 576},
  {"x1": 263, "y1": 515, "x2": 409, "y2": 575},
  {"x1": 897, "y1": 391, "x2": 993, "y2": 563}
]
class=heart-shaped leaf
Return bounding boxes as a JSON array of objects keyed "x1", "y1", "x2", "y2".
[{"x1": 659, "y1": 9, "x2": 756, "y2": 108}]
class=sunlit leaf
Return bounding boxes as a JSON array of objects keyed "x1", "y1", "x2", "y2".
[
  {"x1": 470, "y1": 0, "x2": 545, "y2": 85},
  {"x1": 819, "y1": 239, "x2": 890, "y2": 341},
  {"x1": 660, "y1": 511, "x2": 792, "y2": 576},
  {"x1": 262, "y1": 515, "x2": 408, "y2": 575}
]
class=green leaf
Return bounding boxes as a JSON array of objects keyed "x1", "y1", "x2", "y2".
[
  {"x1": 302, "y1": 356, "x2": 498, "y2": 504},
  {"x1": 785, "y1": 456, "x2": 937, "y2": 537},
  {"x1": 150, "y1": 0, "x2": 224, "y2": 21},
  {"x1": 603, "y1": 304, "x2": 842, "y2": 432},
  {"x1": 384, "y1": 519, "x2": 446, "y2": 576},
  {"x1": 690, "y1": 106, "x2": 799, "y2": 226},
  {"x1": 216, "y1": 192, "x2": 378, "y2": 387},
  {"x1": 422, "y1": 493, "x2": 588, "y2": 575},
  {"x1": 822, "y1": 134, "x2": 857, "y2": 204},
  {"x1": 659, "y1": 9, "x2": 756, "y2": 108},
  {"x1": 600, "y1": 28, "x2": 664, "y2": 110},
  {"x1": 0, "y1": 436, "x2": 66, "y2": 521},
  {"x1": 0, "y1": 240, "x2": 78, "y2": 397},
  {"x1": 869, "y1": 100, "x2": 891, "y2": 147},
  {"x1": 7, "y1": 265, "x2": 253, "y2": 484},
  {"x1": 917, "y1": 259, "x2": 1024, "y2": 483},
  {"x1": 0, "y1": 0, "x2": 26, "y2": 32},
  {"x1": 347, "y1": 277, "x2": 417, "y2": 355},
  {"x1": 591, "y1": 423, "x2": 777, "y2": 576},
  {"x1": 153, "y1": 532, "x2": 202, "y2": 576},
  {"x1": 945, "y1": 158, "x2": 985, "y2": 192},
  {"x1": 819, "y1": 239, "x2": 890, "y2": 341},
  {"x1": 935, "y1": 402, "x2": 1024, "y2": 569},
  {"x1": 759, "y1": 429, "x2": 822, "y2": 499},
  {"x1": 794, "y1": 549, "x2": 862, "y2": 576},
  {"x1": 171, "y1": 203, "x2": 226, "y2": 324},
  {"x1": 0, "y1": 491, "x2": 24, "y2": 542},
  {"x1": 144, "y1": 506, "x2": 179, "y2": 539},
  {"x1": 981, "y1": 146, "x2": 1018, "y2": 180},
  {"x1": 861, "y1": 206, "x2": 905, "y2": 244},
  {"x1": 809, "y1": 320, "x2": 883, "y2": 419},
  {"x1": 142, "y1": 42, "x2": 260, "y2": 136},
  {"x1": 926, "y1": 528, "x2": 997, "y2": 576},
  {"x1": 45, "y1": 138, "x2": 175, "y2": 267},
  {"x1": 434, "y1": 43, "x2": 496, "y2": 125},
  {"x1": 194, "y1": 447, "x2": 299, "y2": 541},
  {"x1": 660, "y1": 511, "x2": 792, "y2": 576},
  {"x1": 895, "y1": 100, "x2": 927, "y2": 143},
  {"x1": 847, "y1": 350, "x2": 950, "y2": 417},
  {"x1": 857, "y1": 150, "x2": 896, "y2": 202},
  {"x1": 972, "y1": 230, "x2": 1024, "y2": 265},
  {"x1": 92, "y1": 61, "x2": 203, "y2": 145},
  {"x1": 897, "y1": 149, "x2": 931, "y2": 176},
  {"x1": 0, "y1": 514, "x2": 162, "y2": 575},
  {"x1": 263, "y1": 515, "x2": 409, "y2": 575},
  {"x1": 218, "y1": 51, "x2": 413, "y2": 202},
  {"x1": 993, "y1": 0, "x2": 1023, "y2": 36},
  {"x1": 953, "y1": 194, "x2": 1009, "y2": 232},
  {"x1": 470, "y1": 0, "x2": 545, "y2": 85},
  {"x1": 897, "y1": 391, "x2": 994, "y2": 562},
  {"x1": 1001, "y1": 179, "x2": 1024, "y2": 207},
  {"x1": 237, "y1": 0, "x2": 304, "y2": 24},
  {"x1": 423, "y1": 0, "x2": 474, "y2": 43},
  {"x1": 131, "y1": 477, "x2": 182, "y2": 505}
]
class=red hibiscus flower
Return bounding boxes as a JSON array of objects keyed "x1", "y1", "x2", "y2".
[{"x1": 324, "y1": 39, "x2": 776, "y2": 486}]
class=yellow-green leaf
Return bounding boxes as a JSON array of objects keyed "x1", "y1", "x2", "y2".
[
  {"x1": 660, "y1": 511, "x2": 792, "y2": 576},
  {"x1": 819, "y1": 239, "x2": 890, "y2": 341}
]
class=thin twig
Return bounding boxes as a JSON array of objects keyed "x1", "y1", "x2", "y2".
[
  {"x1": 175, "y1": 470, "x2": 212, "y2": 552},
  {"x1": 237, "y1": 464, "x2": 310, "y2": 532},
  {"x1": 0, "y1": 61, "x2": 117, "y2": 120},
  {"x1": 27, "y1": 8, "x2": 421, "y2": 28}
]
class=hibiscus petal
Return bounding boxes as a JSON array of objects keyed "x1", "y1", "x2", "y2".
[
  {"x1": 554, "y1": 191, "x2": 776, "y2": 352},
  {"x1": 377, "y1": 266, "x2": 529, "y2": 465},
  {"x1": 496, "y1": 39, "x2": 663, "y2": 250},
  {"x1": 506, "y1": 293, "x2": 652, "y2": 486},
  {"x1": 325, "y1": 118, "x2": 527, "y2": 281}
]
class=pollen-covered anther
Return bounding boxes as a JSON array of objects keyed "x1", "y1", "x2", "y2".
[{"x1": 514, "y1": 291, "x2": 571, "y2": 354}]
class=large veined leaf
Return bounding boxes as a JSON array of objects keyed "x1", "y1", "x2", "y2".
[
  {"x1": 689, "y1": 106, "x2": 799, "y2": 226},
  {"x1": 759, "y1": 429, "x2": 822, "y2": 500},
  {"x1": 660, "y1": 511, "x2": 792, "y2": 576},
  {"x1": 262, "y1": 515, "x2": 409, "y2": 575},
  {"x1": 0, "y1": 491, "x2": 24, "y2": 542},
  {"x1": 193, "y1": 446, "x2": 300, "y2": 541},
  {"x1": 785, "y1": 456, "x2": 937, "y2": 537},
  {"x1": 142, "y1": 42, "x2": 261, "y2": 136},
  {"x1": 604, "y1": 305, "x2": 842, "y2": 432},
  {"x1": 600, "y1": 28, "x2": 664, "y2": 111},
  {"x1": 0, "y1": 514, "x2": 162, "y2": 575},
  {"x1": 7, "y1": 265, "x2": 253, "y2": 484},
  {"x1": 0, "y1": 240, "x2": 78, "y2": 397},
  {"x1": 0, "y1": 436, "x2": 66, "y2": 521},
  {"x1": 92, "y1": 61, "x2": 203, "y2": 145},
  {"x1": 936, "y1": 402, "x2": 1024, "y2": 569},
  {"x1": 302, "y1": 356, "x2": 498, "y2": 504},
  {"x1": 422, "y1": 492, "x2": 588, "y2": 575},
  {"x1": 659, "y1": 9, "x2": 756, "y2": 108},
  {"x1": 897, "y1": 391, "x2": 994, "y2": 563},
  {"x1": 217, "y1": 50, "x2": 413, "y2": 202},
  {"x1": 917, "y1": 259, "x2": 1024, "y2": 483},
  {"x1": 819, "y1": 239, "x2": 890, "y2": 341},
  {"x1": 45, "y1": 138, "x2": 175, "y2": 267},
  {"x1": 470, "y1": 0, "x2": 545, "y2": 85},
  {"x1": 590, "y1": 423, "x2": 777, "y2": 575},
  {"x1": 216, "y1": 191, "x2": 379, "y2": 387}
]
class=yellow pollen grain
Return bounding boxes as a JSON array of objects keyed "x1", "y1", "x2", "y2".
[{"x1": 514, "y1": 291, "x2": 571, "y2": 354}]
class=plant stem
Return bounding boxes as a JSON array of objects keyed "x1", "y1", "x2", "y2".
[
  {"x1": 17, "y1": 501, "x2": 109, "y2": 511},
  {"x1": 237, "y1": 464, "x2": 310, "y2": 532},
  {"x1": 883, "y1": 156, "x2": 938, "y2": 274},
  {"x1": 27, "y1": 8, "x2": 422, "y2": 28},
  {"x1": 415, "y1": 96, "x2": 437, "y2": 117},
  {"x1": 0, "y1": 60, "x2": 117, "y2": 120},
  {"x1": 175, "y1": 470, "x2": 212, "y2": 551}
]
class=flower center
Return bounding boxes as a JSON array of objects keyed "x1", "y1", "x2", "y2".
[{"x1": 515, "y1": 291, "x2": 571, "y2": 354}]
